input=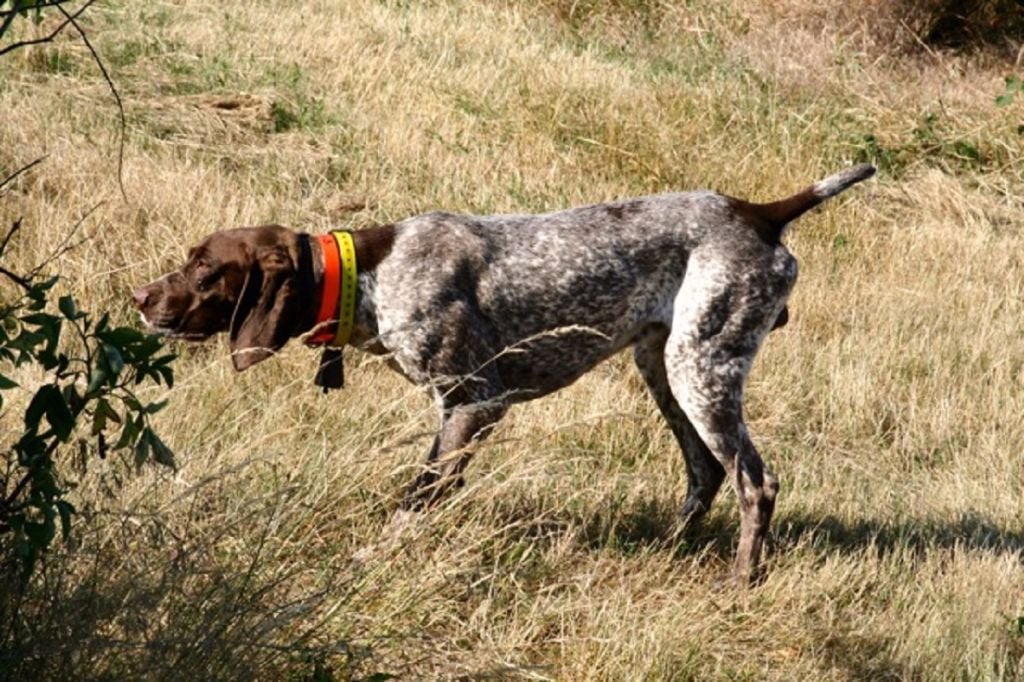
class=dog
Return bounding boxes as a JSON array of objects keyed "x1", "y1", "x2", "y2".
[{"x1": 133, "y1": 163, "x2": 875, "y2": 582}]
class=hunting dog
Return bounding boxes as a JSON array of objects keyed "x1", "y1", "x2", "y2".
[{"x1": 133, "y1": 164, "x2": 875, "y2": 582}]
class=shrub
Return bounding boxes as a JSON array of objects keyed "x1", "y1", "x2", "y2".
[{"x1": 0, "y1": 214, "x2": 176, "y2": 579}]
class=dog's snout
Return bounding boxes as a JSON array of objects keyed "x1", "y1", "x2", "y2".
[{"x1": 132, "y1": 287, "x2": 151, "y2": 310}]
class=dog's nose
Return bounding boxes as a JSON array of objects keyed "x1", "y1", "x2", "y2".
[{"x1": 132, "y1": 287, "x2": 150, "y2": 310}]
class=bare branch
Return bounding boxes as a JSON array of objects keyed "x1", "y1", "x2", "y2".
[
  {"x1": 0, "y1": 219, "x2": 32, "y2": 293},
  {"x1": 0, "y1": 155, "x2": 47, "y2": 194},
  {"x1": 56, "y1": 3, "x2": 127, "y2": 201},
  {"x1": 0, "y1": 4, "x2": 17, "y2": 44},
  {"x1": 0, "y1": 216, "x2": 22, "y2": 257},
  {"x1": 0, "y1": 0, "x2": 94, "y2": 57},
  {"x1": 28, "y1": 201, "x2": 103, "y2": 278},
  {"x1": 0, "y1": 264, "x2": 33, "y2": 291},
  {"x1": 0, "y1": 1, "x2": 72, "y2": 18}
]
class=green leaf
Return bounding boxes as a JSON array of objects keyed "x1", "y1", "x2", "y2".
[
  {"x1": 91, "y1": 398, "x2": 121, "y2": 435},
  {"x1": 24, "y1": 518, "x2": 55, "y2": 547},
  {"x1": 9, "y1": 329, "x2": 45, "y2": 355},
  {"x1": 102, "y1": 343, "x2": 125, "y2": 377},
  {"x1": 100, "y1": 326, "x2": 145, "y2": 347},
  {"x1": 134, "y1": 428, "x2": 151, "y2": 468},
  {"x1": 86, "y1": 366, "x2": 108, "y2": 395},
  {"x1": 15, "y1": 431, "x2": 46, "y2": 461},
  {"x1": 144, "y1": 399, "x2": 168, "y2": 415},
  {"x1": 996, "y1": 75, "x2": 1023, "y2": 107},
  {"x1": 32, "y1": 463, "x2": 60, "y2": 498},
  {"x1": 58, "y1": 295, "x2": 80, "y2": 320},
  {"x1": 45, "y1": 389, "x2": 75, "y2": 441},
  {"x1": 0, "y1": 373, "x2": 18, "y2": 389},
  {"x1": 122, "y1": 394, "x2": 143, "y2": 412},
  {"x1": 20, "y1": 312, "x2": 60, "y2": 328},
  {"x1": 25, "y1": 384, "x2": 58, "y2": 431},
  {"x1": 148, "y1": 430, "x2": 176, "y2": 469},
  {"x1": 113, "y1": 416, "x2": 141, "y2": 450},
  {"x1": 92, "y1": 403, "x2": 108, "y2": 435},
  {"x1": 951, "y1": 140, "x2": 981, "y2": 162},
  {"x1": 55, "y1": 500, "x2": 76, "y2": 540}
]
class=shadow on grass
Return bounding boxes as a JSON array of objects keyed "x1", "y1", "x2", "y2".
[
  {"x1": 500, "y1": 496, "x2": 1024, "y2": 680},
  {"x1": 773, "y1": 509, "x2": 1024, "y2": 559},
  {"x1": 513, "y1": 493, "x2": 1024, "y2": 564}
]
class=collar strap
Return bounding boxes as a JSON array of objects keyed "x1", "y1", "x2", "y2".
[{"x1": 308, "y1": 231, "x2": 358, "y2": 347}]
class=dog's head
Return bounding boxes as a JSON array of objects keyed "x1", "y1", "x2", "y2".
[{"x1": 133, "y1": 225, "x2": 308, "y2": 371}]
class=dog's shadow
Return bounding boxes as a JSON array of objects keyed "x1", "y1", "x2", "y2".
[
  {"x1": 505, "y1": 495, "x2": 1024, "y2": 563},
  {"x1": 772, "y1": 509, "x2": 1024, "y2": 559}
]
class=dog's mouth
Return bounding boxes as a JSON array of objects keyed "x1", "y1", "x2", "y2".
[{"x1": 138, "y1": 312, "x2": 212, "y2": 341}]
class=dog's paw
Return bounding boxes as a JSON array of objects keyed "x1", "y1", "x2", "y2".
[
  {"x1": 350, "y1": 543, "x2": 379, "y2": 565},
  {"x1": 385, "y1": 508, "x2": 422, "y2": 536},
  {"x1": 350, "y1": 509, "x2": 425, "y2": 565}
]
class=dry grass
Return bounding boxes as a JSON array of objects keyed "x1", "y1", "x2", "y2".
[{"x1": 1, "y1": 0, "x2": 1023, "y2": 678}]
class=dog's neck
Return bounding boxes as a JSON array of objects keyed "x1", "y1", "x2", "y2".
[{"x1": 302, "y1": 224, "x2": 395, "y2": 353}]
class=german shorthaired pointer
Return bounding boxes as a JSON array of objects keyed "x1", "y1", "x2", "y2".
[{"x1": 134, "y1": 164, "x2": 874, "y2": 582}]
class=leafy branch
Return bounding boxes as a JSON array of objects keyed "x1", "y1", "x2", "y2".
[{"x1": 0, "y1": 164, "x2": 176, "y2": 578}]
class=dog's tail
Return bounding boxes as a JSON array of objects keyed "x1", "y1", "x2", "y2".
[{"x1": 750, "y1": 163, "x2": 875, "y2": 236}]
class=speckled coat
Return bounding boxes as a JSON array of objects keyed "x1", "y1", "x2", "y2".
[{"x1": 133, "y1": 163, "x2": 875, "y2": 582}]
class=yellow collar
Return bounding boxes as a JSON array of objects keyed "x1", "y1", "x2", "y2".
[{"x1": 331, "y1": 230, "x2": 358, "y2": 348}]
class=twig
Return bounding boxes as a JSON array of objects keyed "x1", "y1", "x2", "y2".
[
  {"x1": 0, "y1": 219, "x2": 33, "y2": 290},
  {"x1": 0, "y1": 0, "x2": 71, "y2": 17},
  {"x1": 0, "y1": 216, "x2": 24, "y2": 256},
  {"x1": 899, "y1": 19, "x2": 944, "y2": 64},
  {"x1": 28, "y1": 201, "x2": 103, "y2": 277},
  {"x1": 0, "y1": 263, "x2": 32, "y2": 290},
  {"x1": 0, "y1": 203, "x2": 100, "y2": 291},
  {"x1": 0, "y1": 155, "x2": 47, "y2": 194},
  {"x1": 0, "y1": 0, "x2": 19, "y2": 41},
  {"x1": 57, "y1": 3, "x2": 127, "y2": 201},
  {"x1": 0, "y1": 0, "x2": 94, "y2": 57}
]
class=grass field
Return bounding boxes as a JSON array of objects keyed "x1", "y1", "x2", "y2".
[{"x1": 2, "y1": 0, "x2": 1023, "y2": 678}]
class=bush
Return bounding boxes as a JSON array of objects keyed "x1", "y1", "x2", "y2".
[{"x1": 0, "y1": 215, "x2": 177, "y2": 579}]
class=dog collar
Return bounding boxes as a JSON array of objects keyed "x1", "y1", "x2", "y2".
[{"x1": 308, "y1": 231, "x2": 358, "y2": 348}]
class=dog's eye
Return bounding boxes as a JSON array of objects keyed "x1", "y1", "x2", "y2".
[
  {"x1": 193, "y1": 260, "x2": 217, "y2": 292},
  {"x1": 194, "y1": 270, "x2": 216, "y2": 292},
  {"x1": 196, "y1": 273, "x2": 217, "y2": 292}
]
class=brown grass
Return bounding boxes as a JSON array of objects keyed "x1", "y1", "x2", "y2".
[{"x1": 1, "y1": 0, "x2": 1023, "y2": 678}]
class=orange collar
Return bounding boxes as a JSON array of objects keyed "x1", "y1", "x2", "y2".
[
  {"x1": 307, "y1": 232, "x2": 357, "y2": 347},
  {"x1": 308, "y1": 233, "x2": 341, "y2": 345}
]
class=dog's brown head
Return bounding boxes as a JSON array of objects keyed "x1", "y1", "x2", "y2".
[{"x1": 133, "y1": 225, "x2": 310, "y2": 371}]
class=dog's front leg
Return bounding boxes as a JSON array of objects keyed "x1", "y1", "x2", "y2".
[
  {"x1": 399, "y1": 398, "x2": 507, "y2": 511},
  {"x1": 354, "y1": 398, "x2": 507, "y2": 562}
]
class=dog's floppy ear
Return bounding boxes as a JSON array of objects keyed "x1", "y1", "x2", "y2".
[{"x1": 229, "y1": 244, "x2": 299, "y2": 371}]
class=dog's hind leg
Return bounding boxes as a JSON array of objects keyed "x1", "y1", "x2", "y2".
[
  {"x1": 633, "y1": 325, "x2": 725, "y2": 529},
  {"x1": 663, "y1": 257, "x2": 792, "y2": 583}
]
